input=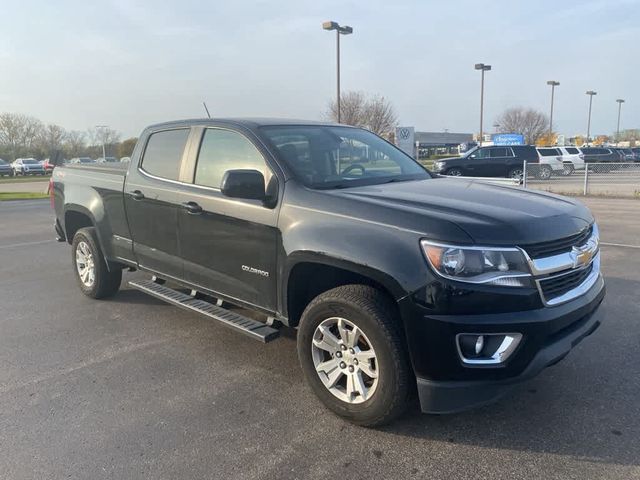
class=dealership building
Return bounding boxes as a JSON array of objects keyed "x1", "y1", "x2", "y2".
[{"x1": 415, "y1": 131, "x2": 474, "y2": 157}]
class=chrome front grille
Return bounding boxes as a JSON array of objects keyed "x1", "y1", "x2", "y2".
[
  {"x1": 539, "y1": 263, "x2": 594, "y2": 301},
  {"x1": 523, "y1": 223, "x2": 602, "y2": 306},
  {"x1": 521, "y1": 225, "x2": 593, "y2": 259}
]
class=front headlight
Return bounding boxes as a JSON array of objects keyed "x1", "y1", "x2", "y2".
[
  {"x1": 421, "y1": 240, "x2": 533, "y2": 287},
  {"x1": 432, "y1": 161, "x2": 444, "y2": 172}
]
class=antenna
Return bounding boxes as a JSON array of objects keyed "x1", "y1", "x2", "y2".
[{"x1": 202, "y1": 101, "x2": 211, "y2": 119}]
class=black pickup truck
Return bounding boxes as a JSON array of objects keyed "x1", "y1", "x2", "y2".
[{"x1": 51, "y1": 118, "x2": 605, "y2": 426}]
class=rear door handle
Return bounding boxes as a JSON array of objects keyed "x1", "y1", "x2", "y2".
[
  {"x1": 130, "y1": 190, "x2": 145, "y2": 201},
  {"x1": 182, "y1": 201, "x2": 203, "y2": 214}
]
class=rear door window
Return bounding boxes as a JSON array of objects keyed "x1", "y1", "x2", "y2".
[
  {"x1": 489, "y1": 147, "x2": 508, "y2": 157},
  {"x1": 538, "y1": 149, "x2": 558, "y2": 156},
  {"x1": 141, "y1": 129, "x2": 190, "y2": 181},
  {"x1": 565, "y1": 147, "x2": 579, "y2": 155}
]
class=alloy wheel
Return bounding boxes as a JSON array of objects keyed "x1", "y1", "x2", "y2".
[
  {"x1": 311, "y1": 317, "x2": 379, "y2": 404},
  {"x1": 75, "y1": 241, "x2": 96, "y2": 287}
]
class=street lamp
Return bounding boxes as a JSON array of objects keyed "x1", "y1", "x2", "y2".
[
  {"x1": 475, "y1": 63, "x2": 491, "y2": 146},
  {"x1": 585, "y1": 91, "x2": 597, "y2": 144},
  {"x1": 96, "y1": 125, "x2": 108, "y2": 160},
  {"x1": 322, "y1": 21, "x2": 353, "y2": 124},
  {"x1": 546, "y1": 81, "x2": 560, "y2": 142},
  {"x1": 616, "y1": 99, "x2": 625, "y2": 145}
]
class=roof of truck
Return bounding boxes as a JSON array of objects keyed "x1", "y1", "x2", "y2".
[{"x1": 146, "y1": 117, "x2": 344, "y2": 130}]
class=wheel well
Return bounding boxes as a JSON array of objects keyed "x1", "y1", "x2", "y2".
[
  {"x1": 64, "y1": 210, "x2": 93, "y2": 244},
  {"x1": 286, "y1": 262, "x2": 396, "y2": 327}
]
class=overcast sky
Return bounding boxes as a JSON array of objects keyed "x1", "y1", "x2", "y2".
[{"x1": 1, "y1": 0, "x2": 638, "y2": 138}]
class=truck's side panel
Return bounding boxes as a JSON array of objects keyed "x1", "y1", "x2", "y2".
[{"x1": 53, "y1": 166, "x2": 132, "y2": 264}]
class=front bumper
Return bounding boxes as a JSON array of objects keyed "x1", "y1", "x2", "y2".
[{"x1": 400, "y1": 273, "x2": 605, "y2": 414}]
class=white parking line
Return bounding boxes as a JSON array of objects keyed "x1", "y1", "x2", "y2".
[
  {"x1": 0, "y1": 239, "x2": 53, "y2": 249},
  {"x1": 600, "y1": 242, "x2": 640, "y2": 249}
]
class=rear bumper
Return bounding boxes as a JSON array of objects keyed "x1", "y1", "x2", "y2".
[{"x1": 402, "y1": 274, "x2": 605, "y2": 414}]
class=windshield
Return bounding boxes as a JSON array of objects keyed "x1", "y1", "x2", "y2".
[
  {"x1": 0, "y1": 160, "x2": 7, "y2": 165},
  {"x1": 23, "y1": 159, "x2": 39, "y2": 164},
  {"x1": 261, "y1": 125, "x2": 430, "y2": 189}
]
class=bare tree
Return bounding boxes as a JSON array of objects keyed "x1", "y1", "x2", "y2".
[
  {"x1": 326, "y1": 91, "x2": 398, "y2": 136},
  {"x1": 117, "y1": 137, "x2": 138, "y2": 158},
  {"x1": 327, "y1": 91, "x2": 367, "y2": 127},
  {"x1": 495, "y1": 107, "x2": 550, "y2": 145},
  {"x1": 363, "y1": 95, "x2": 398, "y2": 137},
  {"x1": 63, "y1": 130, "x2": 87, "y2": 158},
  {"x1": 36, "y1": 124, "x2": 67, "y2": 157},
  {"x1": 0, "y1": 113, "x2": 43, "y2": 160},
  {"x1": 86, "y1": 126, "x2": 121, "y2": 157}
]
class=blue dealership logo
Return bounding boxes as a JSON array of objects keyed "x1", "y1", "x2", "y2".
[{"x1": 493, "y1": 134, "x2": 525, "y2": 145}]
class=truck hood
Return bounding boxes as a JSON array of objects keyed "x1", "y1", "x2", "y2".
[{"x1": 330, "y1": 178, "x2": 593, "y2": 246}]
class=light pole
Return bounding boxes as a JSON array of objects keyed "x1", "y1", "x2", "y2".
[
  {"x1": 96, "y1": 125, "x2": 108, "y2": 160},
  {"x1": 475, "y1": 63, "x2": 491, "y2": 146},
  {"x1": 322, "y1": 21, "x2": 353, "y2": 124},
  {"x1": 585, "y1": 91, "x2": 597, "y2": 144},
  {"x1": 546, "y1": 81, "x2": 560, "y2": 142},
  {"x1": 616, "y1": 99, "x2": 625, "y2": 145}
]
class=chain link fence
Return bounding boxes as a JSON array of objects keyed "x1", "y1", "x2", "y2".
[{"x1": 523, "y1": 162, "x2": 640, "y2": 198}]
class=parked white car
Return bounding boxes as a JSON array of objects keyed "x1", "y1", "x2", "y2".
[
  {"x1": 535, "y1": 148, "x2": 565, "y2": 179},
  {"x1": 11, "y1": 158, "x2": 46, "y2": 176},
  {"x1": 556, "y1": 146, "x2": 585, "y2": 174}
]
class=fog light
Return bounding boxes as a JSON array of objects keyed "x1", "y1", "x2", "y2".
[{"x1": 456, "y1": 333, "x2": 522, "y2": 365}]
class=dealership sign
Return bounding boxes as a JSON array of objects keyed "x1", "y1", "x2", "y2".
[
  {"x1": 492, "y1": 133, "x2": 525, "y2": 145},
  {"x1": 395, "y1": 126, "x2": 415, "y2": 157}
]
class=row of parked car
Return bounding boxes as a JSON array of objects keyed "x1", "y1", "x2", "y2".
[
  {"x1": 0, "y1": 156, "x2": 131, "y2": 176},
  {"x1": 431, "y1": 146, "x2": 640, "y2": 179}
]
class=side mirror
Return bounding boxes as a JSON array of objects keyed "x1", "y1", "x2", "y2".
[
  {"x1": 469, "y1": 153, "x2": 476, "y2": 159},
  {"x1": 220, "y1": 169, "x2": 266, "y2": 201}
]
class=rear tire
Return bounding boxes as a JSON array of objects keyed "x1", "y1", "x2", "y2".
[
  {"x1": 507, "y1": 167, "x2": 523, "y2": 179},
  {"x1": 537, "y1": 165, "x2": 552, "y2": 180},
  {"x1": 297, "y1": 285, "x2": 411, "y2": 427},
  {"x1": 72, "y1": 227, "x2": 121, "y2": 299},
  {"x1": 444, "y1": 168, "x2": 463, "y2": 177}
]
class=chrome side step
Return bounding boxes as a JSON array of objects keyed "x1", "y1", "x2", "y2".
[{"x1": 128, "y1": 279, "x2": 280, "y2": 343}]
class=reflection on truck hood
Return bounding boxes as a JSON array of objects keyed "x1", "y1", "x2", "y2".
[{"x1": 330, "y1": 178, "x2": 593, "y2": 246}]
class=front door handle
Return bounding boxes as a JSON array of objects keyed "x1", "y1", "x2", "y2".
[
  {"x1": 130, "y1": 190, "x2": 145, "y2": 200},
  {"x1": 182, "y1": 201, "x2": 203, "y2": 214}
]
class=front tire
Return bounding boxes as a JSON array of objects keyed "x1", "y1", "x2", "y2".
[
  {"x1": 72, "y1": 227, "x2": 121, "y2": 299},
  {"x1": 297, "y1": 285, "x2": 411, "y2": 427}
]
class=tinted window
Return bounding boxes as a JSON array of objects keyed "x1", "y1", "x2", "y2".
[
  {"x1": 194, "y1": 128, "x2": 268, "y2": 189},
  {"x1": 565, "y1": 147, "x2": 579, "y2": 154},
  {"x1": 262, "y1": 125, "x2": 429, "y2": 189},
  {"x1": 0, "y1": 160, "x2": 6, "y2": 165},
  {"x1": 538, "y1": 149, "x2": 558, "y2": 156},
  {"x1": 489, "y1": 147, "x2": 508, "y2": 157},
  {"x1": 473, "y1": 148, "x2": 490, "y2": 159},
  {"x1": 141, "y1": 129, "x2": 190, "y2": 180},
  {"x1": 23, "y1": 159, "x2": 39, "y2": 164}
]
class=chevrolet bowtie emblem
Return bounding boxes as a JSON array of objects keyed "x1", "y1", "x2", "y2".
[{"x1": 570, "y1": 241, "x2": 596, "y2": 269}]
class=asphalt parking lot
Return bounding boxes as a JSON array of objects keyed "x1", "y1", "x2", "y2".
[{"x1": 1, "y1": 198, "x2": 639, "y2": 480}]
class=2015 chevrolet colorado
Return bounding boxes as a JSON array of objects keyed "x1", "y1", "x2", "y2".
[{"x1": 51, "y1": 118, "x2": 605, "y2": 426}]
